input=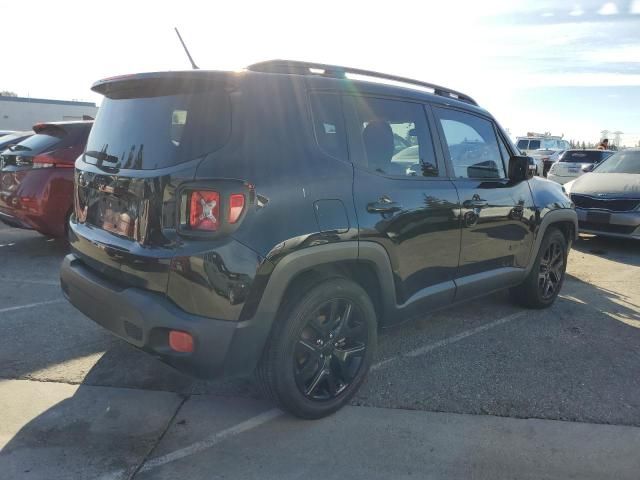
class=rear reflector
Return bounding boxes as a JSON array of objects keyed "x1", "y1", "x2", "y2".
[
  {"x1": 228, "y1": 193, "x2": 245, "y2": 224},
  {"x1": 189, "y1": 191, "x2": 220, "y2": 231},
  {"x1": 169, "y1": 331, "x2": 194, "y2": 353}
]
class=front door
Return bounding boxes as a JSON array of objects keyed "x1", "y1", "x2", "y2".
[
  {"x1": 345, "y1": 95, "x2": 461, "y2": 319},
  {"x1": 432, "y1": 106, "x2": 536, "y2": 298}
]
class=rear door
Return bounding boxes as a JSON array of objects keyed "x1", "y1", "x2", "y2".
[
  {"x1": 346, "y1": 95, "x2": 460, "y2": 315},
  {"x1": 432, "y1": 106, "x2": 536, "y2": 298}
]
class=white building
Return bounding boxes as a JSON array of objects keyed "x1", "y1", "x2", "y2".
[{"x1": 0, "y1": 96, "x2": 98, "y2": 131}]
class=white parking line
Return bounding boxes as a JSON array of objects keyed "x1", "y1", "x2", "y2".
[
  {"x1": 99, "y1": 311, "x2": 527, "y2": 478},
  {"x1": 0, "y1": 299, "x2": 65, "y2": 314},
  {"x1": 371, "y1": 311, "x2": 528, "y2": 371},
  {"x1": 98, "y1": 408, "x2": 283, "y2": 480},
  {"x1": 0, "y1": 278, "x2": 59, "y2": 286},
  {"x1": 140, "y1": 408, "x2": 283, "y2": 473}
]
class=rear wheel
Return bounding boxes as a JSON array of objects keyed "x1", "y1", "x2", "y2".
[
  {"x1": 511, "y1": 227, "x2": 568, "y2": 309},
  {"x1": 256, "y1": 277, "x2": 377, "y2": 419}
]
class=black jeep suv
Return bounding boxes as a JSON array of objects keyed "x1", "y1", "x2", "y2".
[{"x1": 60, "y1": 60, "x2": 577, "y2": 418}]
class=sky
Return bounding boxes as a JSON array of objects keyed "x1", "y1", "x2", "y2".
[{"x1": 2, "y1": 0, "x2": 639, "y2": 146}]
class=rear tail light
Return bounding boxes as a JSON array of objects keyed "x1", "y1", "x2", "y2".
[
  {"x1": 228, "y1": 193, "x2": 245, "y2": 224},
  {"x1": 189, "y1": 191, "x2": 220, "y2": 231},
  {"x1": 181, "y1": 190, "x2": 248, "y2": 232}
]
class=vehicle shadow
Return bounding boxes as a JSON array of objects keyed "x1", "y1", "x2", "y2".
[{"x1": 572, "y1": 234, "x2": 640, "y2": 267}]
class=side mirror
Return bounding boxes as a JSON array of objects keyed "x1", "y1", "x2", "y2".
[
  {"x1": 582, "y1": 164, "x2": 595, "y2": 173},
  {"x1": 508, "y1": 155, "x2": 535, "y2": 182}
]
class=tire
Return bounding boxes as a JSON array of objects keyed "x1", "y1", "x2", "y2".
[
  {"x1": 510, "y1": 227, "x2": 568, "y2": 309},
  {"x1": 256, "y1": 277, "x2": 377, "y2": 419}
]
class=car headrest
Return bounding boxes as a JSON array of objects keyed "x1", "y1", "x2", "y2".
[{"x1": 362, "y1": 120, "x2": 394, "y2": 170}]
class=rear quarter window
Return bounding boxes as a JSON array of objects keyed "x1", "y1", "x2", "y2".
[{"x1": 309, "y1": 93, "x2": 348, "y2": 161}]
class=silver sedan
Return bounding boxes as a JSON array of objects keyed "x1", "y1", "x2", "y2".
[{"x1": 564, "y1": 149, "x2": 640, "y2": 240}]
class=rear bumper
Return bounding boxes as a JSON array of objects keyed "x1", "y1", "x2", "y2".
[
  {"x1": 576, "y1": 208, "x2": 640, "y2": 239},
  {"x1": 547, "y1": 173, "x2": 574, "y2": 185},
  {"x1": 60, "y1": 254, "x2": 270, "y2": 378},
  {"x1": 0, "y1": 168, "x2": 73, "y2": 237}
]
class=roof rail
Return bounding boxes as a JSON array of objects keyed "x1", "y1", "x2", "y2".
[{"x1": 247, "y1": 59, "x2": 478, "y2": 106}]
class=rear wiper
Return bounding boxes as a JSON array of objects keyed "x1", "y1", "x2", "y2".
[
  {"x1": 9, "y1": 144, "x2": 31, "y2": 152},
  {"x1": 85, "y1": 150, "x2": 119, "y2": 163}
]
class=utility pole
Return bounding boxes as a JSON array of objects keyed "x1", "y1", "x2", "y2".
[{"x1": 613, "y1": 131, "x2": 623, "y2": 148}]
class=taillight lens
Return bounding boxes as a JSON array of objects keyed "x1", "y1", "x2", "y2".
[
  {"x1": 189, "y1": 191, "x2": 220, "y2": 231},
  {"x1": 228, "y1": 193, "x2": 245, "y2": 224}
]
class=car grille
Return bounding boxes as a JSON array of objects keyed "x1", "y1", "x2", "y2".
[
  {"x1": 578, "y1": 221, "x2": 637, "y2": 235},
  {"x1": 571, "y1": 194, "x2": 640, "y2": 212}
]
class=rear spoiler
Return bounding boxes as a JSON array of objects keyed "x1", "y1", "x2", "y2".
[
  {"x1": 32, "y1": 121, "x2": 94, "y2": 136},
  {"x1": 91, "y1": 71, "x2": 233, "y2": 98},
  {"x1": 33, "y1": 123, "x2": 68, "y2": 136}
]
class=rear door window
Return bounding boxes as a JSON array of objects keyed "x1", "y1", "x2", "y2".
[
  {"x1": 346, "y1": 96, "x2": 438, "y2": 177},
  {"x1": 85, "y1": 90, "x2": 230, "y2": 170}
]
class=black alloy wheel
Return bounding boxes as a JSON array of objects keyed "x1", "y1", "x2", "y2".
[
  {"x1": 256, "y1": 277, "x2": 377, "y2": 419},
  {"x1": 538, "y1": 239, "x2": 565, "y2": 300},
  {"x1": 510, "y1": 227, "x2": 568, "y2": 309},
  {"x1": 294, "y1": 298, "x2": 367, "y2": 401}
]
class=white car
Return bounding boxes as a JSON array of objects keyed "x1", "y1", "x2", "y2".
[
  {"x1": 547, "y1": 149, "x2": 614, "y2": 185},
  {"x1": 516, "y1": 137, "x2": 571, "y2": 176}
]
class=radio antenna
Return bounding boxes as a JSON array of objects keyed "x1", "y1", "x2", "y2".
[{"x1": 174, "y1": 27, "x2": 199, "y2": 70}]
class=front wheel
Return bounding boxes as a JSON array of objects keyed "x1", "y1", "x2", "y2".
[
  {"x1": 256, "y1": 278, "x2": 377, "y2": 419},
  {"x1": 511, "y1": 227, "x2": 568, "y2": 309}
]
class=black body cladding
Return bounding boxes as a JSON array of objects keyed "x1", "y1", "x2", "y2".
[{"x1": 62, "y1": 63, "x2": 576, "y2": 380}]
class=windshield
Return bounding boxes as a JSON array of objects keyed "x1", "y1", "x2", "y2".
[
  {"x1": 560, "y1": 151, "x2": 611, "y2": 164},
  {"x1": 85, "y1": 90, "x2": 231, "y2": 170},
  {"x1": 527, "y1": 139, "x2": 540, "y2": 150},
  {"x1": 593, "y1": 150, "x2": 640, "y2": 174}
]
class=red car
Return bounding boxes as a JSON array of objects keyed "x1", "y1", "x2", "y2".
[{"x1": 0, "y1": 121, "x2": 92, "y2": 237}]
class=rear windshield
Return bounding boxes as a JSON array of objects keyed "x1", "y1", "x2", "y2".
[
  {"x1": 85, "y1": 90, "x2": 230, "y2": 170},
  {"x1": 560, "y1": 151, "x2": 609, "y2": 163},
  {"x1": 5, "y1": 124, "x2": 90, "y2": 155},
  {"x1": 516, "y1": 139, "x2": 529, "y2": 150},
  {"x1": 8, "y1": 132, "x2": 62, "y2": 154},
  {"x1": 0, "y1": 132, "x2": 29, "y2": 149}
]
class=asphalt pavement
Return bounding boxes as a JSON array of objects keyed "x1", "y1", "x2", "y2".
[{"x1": 0, "y1": 222, "x2": 639, "y2": 479}]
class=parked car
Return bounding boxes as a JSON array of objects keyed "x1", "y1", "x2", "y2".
[
  {"x1": 0, "y1": 130, "x2": 33, "y2": 151},
  {"x1": 565, "y1": 148, "x2": 640, "y2": 239},
  {"x1": 547, "y1": 149, "x2": 614, "y2": 184},
  {"x1": 0, "y1": 121, "x2": 92, "y2": 237},
  {"x1": 60, "y1": 61, "x2": 577, "y2": 419},
  {"x1": 540, "y1": 149, "x2": 564, "y2": 177},
  {"x1": 516, "y1": 136, "x2": 570, "y2": 176}
]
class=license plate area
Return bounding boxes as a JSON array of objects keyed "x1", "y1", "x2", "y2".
[
  {"x1": 88, "y1": 192, "x2": 140, "y2": 239},
  {"x1": 586, "y1": 211, "x2": 611, "y2": 224}
]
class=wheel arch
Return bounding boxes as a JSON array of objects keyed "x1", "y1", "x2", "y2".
[
  {"x1": 234, "y1": 241, "x2": 397, "y2": 375},
  {"x1": 526, "y1": 208, "x2": 578, "y2": 275}
]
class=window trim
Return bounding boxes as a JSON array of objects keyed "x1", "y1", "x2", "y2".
[
  {"x1": 432, "y1": 105, "x2": 509, "y2": 181},
  {"x1": 342, "y1": 93, "x2": 446, "y2": 180}
]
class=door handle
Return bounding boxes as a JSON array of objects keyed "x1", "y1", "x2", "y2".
[
  {"x1": 463, "y1": 199, "x2": 489, "y2": 209},
  {"x1": 367, "y1": 196, "x2": 402, "y2": 214}
]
